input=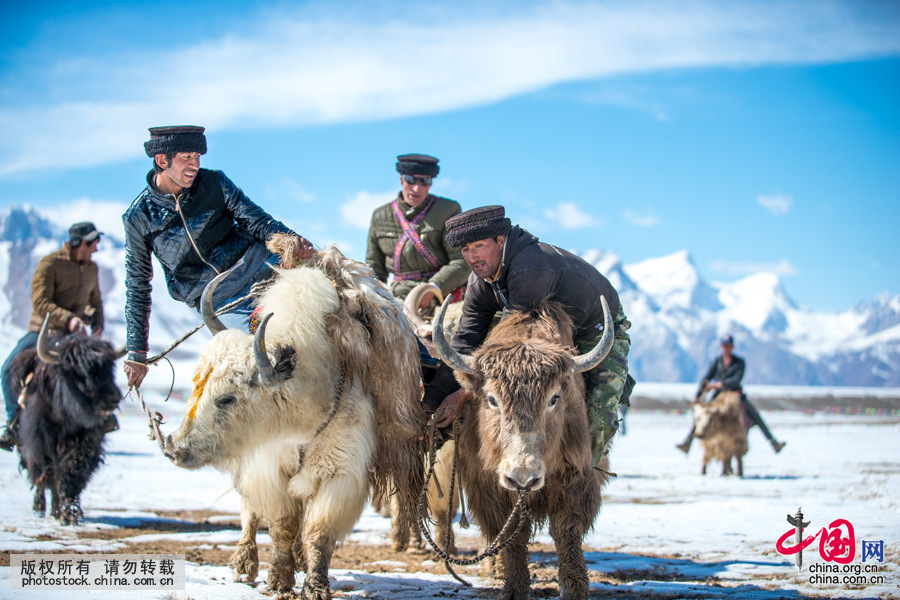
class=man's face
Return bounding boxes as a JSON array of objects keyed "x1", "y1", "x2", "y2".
[
  {"x1": 73, "y1": 237, "x2": 99, "y2": 262},
  {"x1": 399, "y1": 174, "x2": 432, "y2": 207},
  {"x1": 158, "y1": 152, "x2": 201, "y2": 190},
  {"x1": 721, "y1": 342, "x2": 734, "y2": 357},
  {"x1": 461, "y1": 236, "x2": 505, "y2": 280}
]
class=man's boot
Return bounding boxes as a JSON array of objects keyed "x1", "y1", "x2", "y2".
[
  {"x1": 772, "y1": 440, "x2": 786, "y2": 453},
  {"x1": 676, "y1": 425, "x2": 695, "y2": 454},
  {"x1": 0, "y1": 420, "x2": 18, "y2": 451}
]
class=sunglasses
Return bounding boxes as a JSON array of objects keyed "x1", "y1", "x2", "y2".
[{"x1": 402, "y1": 174, "x2": 433, "y2": 187}]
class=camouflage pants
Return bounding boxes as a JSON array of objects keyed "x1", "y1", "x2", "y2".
[{"x1": 575, "y1": 306, "x2": 631, "y2": 465}]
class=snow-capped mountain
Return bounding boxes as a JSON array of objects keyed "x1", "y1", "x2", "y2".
[
  {"x1": 611, "y1": 250, "x2": 900, "y2": 386},
  {"x1": 1, "y1": 205, "x2": 898, "y2": 387},
  {"x1": 0, "y1": 205, "x2": 211, "y2": 389}
]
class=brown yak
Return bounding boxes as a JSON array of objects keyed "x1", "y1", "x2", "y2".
[
  {"x1": 432, "y1": 297, "x2": 614, "y2": 600},
  {"x1": 692, "y1": 390, "x2": 750, "y2": 477}
]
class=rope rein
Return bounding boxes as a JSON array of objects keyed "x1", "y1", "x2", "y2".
[
  {"x1": 129, "y1": 296, "x2": 346, "y2": 462},
  {"x1": 146, "y1": 294, "x2": 251, "y2": 365},
  {"x1": 128, "y1": 291, "x2": 251, "y2": 456},
  {"x1": 416, "y1": 419, "x2": 533, "y2": 585}
]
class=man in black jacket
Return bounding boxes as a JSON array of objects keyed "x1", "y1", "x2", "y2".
[
  {"x1": 676, "y1": 334, "x2": 785, "y2": 453},
  {"x1": 122, "y1": 126, "x2": 315, "y2": 389},
  {"x1": 425, "y1": 205, "x2": 633, "y2": 465}
]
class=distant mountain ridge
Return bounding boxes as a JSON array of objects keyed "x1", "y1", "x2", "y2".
[
  {"x1": 2, "y1": 205, "x2": 898, "y2": 386},
  {"x1": 0, "y1": 205, "x2": 211, "y2": 383}
]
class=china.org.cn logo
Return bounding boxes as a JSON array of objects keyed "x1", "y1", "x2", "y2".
[{"x1": 775, "y1": 507, "x2": 887, "y2": 587}]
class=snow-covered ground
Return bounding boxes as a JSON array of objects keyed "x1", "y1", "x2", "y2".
[{"x1": 1, "y1": 392, "x2": 898, "y2": 599}]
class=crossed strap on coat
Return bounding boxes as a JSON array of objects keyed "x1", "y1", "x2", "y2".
[{"x1": 391, "y1": 197, "x2": 442, "y2": 282}]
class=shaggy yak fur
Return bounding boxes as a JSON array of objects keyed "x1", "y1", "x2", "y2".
[
  {"x1": 451, "y1": 302, "x2": 611, "y2": 600},
  {"x1": 164, "y1": 243, "x2": 423, "y2": 600},
  {"x1": 381, "y1": 439, "x2": 459, "y2": 553},
  {"x1": 692, "y1": 391, "x2": 749, "y2": 477},
  {"x1": 8, "y1": 334, "x2": 121, "y2": 525}
]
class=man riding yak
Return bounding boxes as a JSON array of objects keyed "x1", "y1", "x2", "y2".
[
  {"x1": 677, "y1": 333, "x2": 786, "y2": 454},
  {"x1": 1, "y1": 222, "x2": 111, "y2": 451},
  {"x1": 424, "y1": 205, "x2": 635, "y2": 467},
  {"x1": 121, "y1": 125, "x2": 315, "y2": 389}
]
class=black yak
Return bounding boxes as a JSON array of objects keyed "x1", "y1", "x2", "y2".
[{"x1": 8, "y1": 318, "x2": 121, "y2": 525}]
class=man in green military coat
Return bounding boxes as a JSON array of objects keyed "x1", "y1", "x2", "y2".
[{"x1": 366, "y1": 154, "x2": 470, "y2": 309}]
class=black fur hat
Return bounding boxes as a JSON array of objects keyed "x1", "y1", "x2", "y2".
[
  {"x1": 144, "y1": 125, "x2": 207, "y2": 157},
  {"x1": 396, "y1": 153, "x2": 440, "y2": 177},
  {"x1": 445, "y1": 205, "x2": 511, "y2": 248}
]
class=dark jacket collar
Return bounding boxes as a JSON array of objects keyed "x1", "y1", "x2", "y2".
[
  {"x1": 145, "y1": 169, "x2": 202, "y2": 201},
  {"x1": 493, "y1": 226, "x2": 538, "y2": 286}
]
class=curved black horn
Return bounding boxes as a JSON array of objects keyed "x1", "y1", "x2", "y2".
[
  {"x1": 432, "y1": 297, "x2": 475, "y2": 375},
  {"x1": 571, "y1": 295, "x2": 614, "y2": 373},
  {"x1": 254, "y1": 313, "x2": 280, "y2": 386},
  {"x1": 36, "y1": 313, "x2": 60, "y2": 365},
  {"x1": 200, "y1": 269, "x2": 234, "y2": 335}
]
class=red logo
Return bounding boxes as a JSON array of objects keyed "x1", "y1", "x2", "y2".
[{"x1": 777, "y1": 517, "x2": 856, "y2": 564}]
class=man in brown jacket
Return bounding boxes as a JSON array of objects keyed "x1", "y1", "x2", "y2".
[{"x1": 0, "y1": 222, "x2": 104, "y2": 450}]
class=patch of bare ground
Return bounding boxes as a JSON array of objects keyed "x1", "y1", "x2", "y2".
[{"x1": 0, "y1": 510, "x2": 784, "y2": 600}]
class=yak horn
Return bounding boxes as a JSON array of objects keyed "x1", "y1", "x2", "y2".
[
  {"x1": 254, "y1": 313, "x2": 280, "y2": 386},
  {"x1": 432, "y1": 297, "x2": 475, "y2": 375},
  {"x1": 571, "y1": 295, "x2": 615, "y2": 373},
  {"x1": 403, "y1": 282, "x2": 444, "y2": 332},
  {"x1": 36, "y1": 313, "x2": 60, "y2": 365},
  {"x1": 113, "y1": 346, "x2": 128, "y2": 359},
  {"x1": 200, "y1": 268, "x2": 235, "y2": 335}
]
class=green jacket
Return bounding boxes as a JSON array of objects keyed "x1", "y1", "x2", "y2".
[
  {"x1": 366, "y1": 194, "x2": 470, "y2": 300},
  {"x1": 28, "y1": 247, "x2": 103, "y2": 335}
]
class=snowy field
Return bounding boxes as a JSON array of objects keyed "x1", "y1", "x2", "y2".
[{"x1": 0, "y1": 390, "x2": 898, "y2": 599}]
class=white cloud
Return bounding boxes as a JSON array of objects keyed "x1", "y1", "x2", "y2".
[
  {"x1": 39, "y1": 197, "x2": 131, "y2": 243},
  {"x1": 340, "y1": 190, "x2": 394, "y2": 230},
  {"x1": 545, "y1": 202, "x2": 602, "y2": 229},
  {"x1": 709, "y1": 259, "x2": 798, "y2": 276},
  {"x1": 758, "y1": 193, "x2": 793, "y2": 216},
  {"x1": 2, "y1": 1, "x2": 899, "y2": 176},
  {"x1": 622, "y1": 209, "x2": 660, "y2": 227},
  {"x1": 264, "y1": 178, "x2": 316, "y2": 204}
]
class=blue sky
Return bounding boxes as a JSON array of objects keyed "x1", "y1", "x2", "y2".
[{"x1": 1, "y1": 0, "x2": 898, "y2": 312}]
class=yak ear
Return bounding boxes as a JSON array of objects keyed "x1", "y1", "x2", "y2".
[{"x1": 273, "y1": 345, "x2": 297, "y2": 381}]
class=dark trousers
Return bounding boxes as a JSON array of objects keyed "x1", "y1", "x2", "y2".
[
  {"x1": 740, "y1": 395, "x2": 778, "y2": 443},
  {"x1": 1, "y1": 332, "x2": 38, "y2": 422}
]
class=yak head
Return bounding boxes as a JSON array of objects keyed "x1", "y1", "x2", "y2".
[
  {"x1": 433, "y1": 298, "x2": 613, "y2": 492},
  {"x1": 31, "y1": 319, "x2": 121, "y2": 430},
  {"x1": 165, "y1": 267, "x2": 342, "y2": 470},
  {"x1": 693, "y1": 391, "x2": 741, "y2": 440}
]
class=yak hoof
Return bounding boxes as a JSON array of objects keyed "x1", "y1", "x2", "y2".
[
  {"x1": 500, "y1": 583, "x2": 530, "y2": 600},
  {"x1": 266, "y1": 563, "x2": 296, "y2": 593},
  {"x1": 230, "y1": 545, "x2": 259, "y2": 582},
  {"x1": 559, "y1": 585, "x2": 587, "y2": 600},
  {"x1": 301, "y1": 581, "x2": 332, "y2": 600},
  {"x1": 59, "y1": 501, "x2": 82, "y2": 526},
  {"x1": 32, "y1": 492, "x2": 46, "y2": 517}
]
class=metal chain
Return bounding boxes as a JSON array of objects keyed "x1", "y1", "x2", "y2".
[{"x1": 417, "y1": 418, "x2": 533, "y2": 583}]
